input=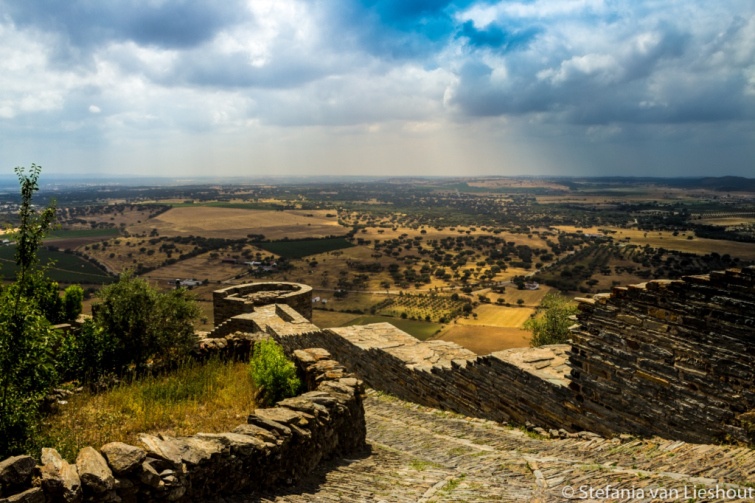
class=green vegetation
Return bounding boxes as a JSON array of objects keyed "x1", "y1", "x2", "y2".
[
  {"x1": 249, "y1": 339, "x2": 301, "y2": 406},
  {"x1": 89, "y1": 272, "x2": 200, "y2": 376},
  {"x1": 37, "y1": 357, "x2": 257, "y2": 461},
  {"x1": 257, "y1": 237, "x2": 354, "y2": 259},
  {"x1": 0, "y1": 165, "x2": 62, "y2": 455},
  {"x1": 524, "y1": 293, "x2": 578, "y2": 347},
  {"x1": 0, "y1": 246, "x2": 113, "y2": 283},
  {"x1": 46, "y1": 228, "x2": 120, "y2": 239}
]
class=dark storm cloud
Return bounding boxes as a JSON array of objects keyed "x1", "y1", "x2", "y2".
[{"x1": 2, "y1": 0, "x2": 247, "y2": 50}]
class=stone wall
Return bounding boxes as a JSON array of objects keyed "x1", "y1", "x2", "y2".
[
  {"x1": 212, "y1": 282, "x2": 313, "y2": 325},
  {"x1": 0, "y1": 347, "x2": 365, "y2": 502},
  {"x1": 248, "y1": 306, "x2": 608, "y2": 434},
  {"x1": 570, "y1": 267, "x2": 755, "y2": 444},
  {"x1": 241, "y1": 268, "x2": 755, "y2": 445}
]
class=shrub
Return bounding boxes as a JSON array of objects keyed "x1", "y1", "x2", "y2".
[
  {"x1": 93, "y1": 272, "x2": 200, "y2": 375},
  {"x1": 249, "y1": 340, "x2": 301, "y2": 406},
  {"x1": 525, "y1": 293, "x2": 578, "y2": 347}
]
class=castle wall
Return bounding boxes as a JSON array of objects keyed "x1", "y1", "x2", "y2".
[
  {"x1": 570, "y1": 267, "x2": 755, "y2": 444},
  {"x1": 212, "y1": 282, "x2": 312, "y2": 325}
]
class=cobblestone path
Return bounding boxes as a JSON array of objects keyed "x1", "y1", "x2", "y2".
[{"x1": 225, "y1": 390, "x2": 755, "y2": 502}]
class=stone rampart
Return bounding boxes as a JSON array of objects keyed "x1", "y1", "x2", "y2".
[
  {"x1": 236, "y1": 268, "x2": 755, "y2": 444},
  {"x1": 570, "y1": 267, "x2": 755, "y2": 444},
  {"x1": 0, "y1": 347, "x2": 365, "y2": 502},
  {"x1": 212, "y1": 282, "x2": 312, "y2": 325}
]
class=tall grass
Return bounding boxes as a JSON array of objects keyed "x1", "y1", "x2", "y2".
[{"x1": 37, "y1": 358, "x2": 257, "y2": 461}]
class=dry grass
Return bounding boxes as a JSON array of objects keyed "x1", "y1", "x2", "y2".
[
  {"x1": 127, "y1": 207, "x2": 345, "y2": 240},
  {"x1": 434, "y1": 325, "x2": 531, "y2": 355},
  {"x1": 39, "y1": 359, "x2": 257, "y2": 461},
  {"x1": 459, "y1": 305, "x2": 535, "y2": 327}
]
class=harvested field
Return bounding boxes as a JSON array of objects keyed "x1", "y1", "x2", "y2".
[
  {"x1": 312, "y1": 310, "x2": 361, "y2": 328},
  {"x1": 487, "y1": 285, "x2": 553, "y2": 307},
  {"x1": 127, "y1": 207, "x2": 346, "y2": 240},
  {"x1": 458, "y1": 305, "x2": 535, "y2": 327},
  {"x1": 434, "y1": 325, "x2": 531, "y2": 355}
]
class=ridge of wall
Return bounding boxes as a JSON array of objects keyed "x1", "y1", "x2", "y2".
[{"x1": 570, "y1": 267, "x2": 755, "y2": 444}]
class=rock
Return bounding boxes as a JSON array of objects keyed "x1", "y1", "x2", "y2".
[
  {"x1": 39, "y1": 448, "x2": 82, "y2": 503},
  {"x1": 100, "y1": 442, "x2": 147, "y2": 475},
  {"x1": 75, "y1": 447, "x2": 115, "y2": 494},
  {"x1": 138, "y1": 460, "x2": 163, "y2": 490},
  {"x1": 0, "y1": 456, "x2": 36, "y2": 487},
  {"x1": 0, "y1": 487, "x2": 45, "y2": 503}
]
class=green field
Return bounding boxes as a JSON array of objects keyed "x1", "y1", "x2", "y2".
[
  {"x1": 257, "y1": 237, "x2": 355, "y2": 259},
  {"x1": 343, "y1": 315, "x2": 443, "y2": 340},
  {"x1": 46, "y1": 228, "x2": 121, "y2": 239},
  {"x1": 0, "y1": 246, "x2": 114, "y2": 284}
]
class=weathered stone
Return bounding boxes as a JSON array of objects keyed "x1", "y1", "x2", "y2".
[
  {"x1": 0, "y1": 487, "x2": 45, "y2": 503},
  {"x1": 100, "y1": 442, "x2": 146, "y2": 475},
  {"x1": 39, "y1": 448, "x2": 82, "y2": 503},
  {"x1": 0, "y1": 456, "x2": 35, "y2": 487},
  {"x1": 75, "y1": 446, "x2": 115, "y2": 494}
]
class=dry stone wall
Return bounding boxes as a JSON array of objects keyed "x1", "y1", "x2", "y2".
[
  {"x1": 212, "y1": 282, "x2": 312, "y2": 325},
  {"x1": 234, "y1": 271, "x2": 755, "y2": 445},
  {"x1": 0, "y1": 347, "x2": 365, "y2": 503},
  {"x1": 570, "y1": 267, "x2": 755, "y2": 444}
]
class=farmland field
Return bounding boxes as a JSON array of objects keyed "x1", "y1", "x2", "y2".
[
  {"x1": 457, "y1": 305, "x2": 535, "y2": 327},
  {"x1": 0, "y1": 246, "x2": 113, "y2": 284},
  {"x1": 256, "y1": 237, "x2": 354, "y2": 259},
  {"x1": 127, "y1": 207, "x2": 346, "y2": 240}
]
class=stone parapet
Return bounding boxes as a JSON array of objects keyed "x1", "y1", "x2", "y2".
[{"x1": 0, "y1": 347, "x2": 365, "y2": 502}]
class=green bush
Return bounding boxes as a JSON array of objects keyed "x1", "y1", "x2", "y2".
[
  {"x1": 525, "y1": 293, "x2": 578, "y2": 347},
  {"x1": 249, "y1": 339, "x2": 301, "y2": 406},
  {"x1": 93, "y1": 272, "x2": 200, "y2": 375}
]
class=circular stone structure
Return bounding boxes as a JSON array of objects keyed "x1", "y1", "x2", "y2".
[{"x1": 213, "y1": 282, "x2": 313, "y2": 325}]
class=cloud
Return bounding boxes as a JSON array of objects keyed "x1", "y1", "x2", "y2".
[{"x1": 446, "y1": 1, "x2": 755, "y2": 127}]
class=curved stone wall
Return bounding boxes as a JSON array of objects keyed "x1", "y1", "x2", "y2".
[{"x1": 213, "y1": 282, "x2": 313, "y2": 324}]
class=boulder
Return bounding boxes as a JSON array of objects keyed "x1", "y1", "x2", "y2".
[
  {"x1": 39, "y1": 448, "x2": 82, "y2": 503},
  {"x1": 100, "y1": 442, "x2": 146, "y2": 475},
  {"x1": 75, "y1": 447, "x2": 115, "y2": 495}
]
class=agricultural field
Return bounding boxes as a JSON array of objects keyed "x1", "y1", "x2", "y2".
[
  {"x1": 0, "y1": 246, "x2": 112, "y2": 284},
  {"x1": 127, "y1": 207, "x2": 346, "y2": 240},
  {"x1": 256, "y1": 237, "x2": 354, "y2": 259},
  {"x1": 456, "y1": 305, "x2": 535, "y2": 328}
]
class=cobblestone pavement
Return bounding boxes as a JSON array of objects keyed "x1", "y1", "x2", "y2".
[{"x1": 224, "y1": 390, "x2": 755, "y2": 502}]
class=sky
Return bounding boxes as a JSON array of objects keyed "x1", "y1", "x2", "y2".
[{"x1": 0, "y1": 0, "x2": 754, "y2": 179}]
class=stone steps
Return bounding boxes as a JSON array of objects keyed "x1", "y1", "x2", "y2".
[{"x1": 222, "y1": 390, "x2": 755, "y2": 502}]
